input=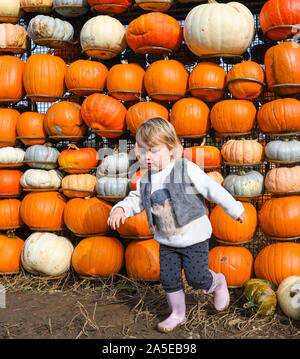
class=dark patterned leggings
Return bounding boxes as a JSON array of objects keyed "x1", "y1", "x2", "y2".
[{"x1": 159, "y1": 239, "x2": 213, "y2": 293}]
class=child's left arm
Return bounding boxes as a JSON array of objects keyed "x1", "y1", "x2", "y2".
[{"x1": 187, "y1": 162, "x2": 246, "y2": 222}]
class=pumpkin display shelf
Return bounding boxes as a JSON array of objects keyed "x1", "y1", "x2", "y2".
[
  {"x1": 91, "y1": 129, "x2": 124, "y2": 137},
  {"x1": 264, "y1": 158, "x2": 300, "y2": 165},
  {"x1": 0, "y1": 98, "x2": 23, "y2": 104},
  {"x1": 268, "y1": 83, "x2": 300, "y2": 95},
  {"x1": 214, "y1": 131, "x2": 253, "y2": 138},
  {"x1": 59, "y1": 188, "x2": 94, "y2": 195},
  {"x1": 0, "y1": 192, "x2": 22, "y2": 198},
  {"x1": 48, "y1": 135, "x2": 88, "y2": 142},
  {"x1": 263, "y1": 233, "x2": 300, "y2": 241},
  {"x1": 90, "y1": 4, "x2": 131, "y2": 14},
  {"x1": 0, "y1": 163, "x2": 23, "y2": 168},
  {"x1": 21, "y1": 5, "x2": 53, "y2": 13},
  {"x1": 23, "y1": 160, "x2": 57, "y2": 167},
  {"x1": 25, "y1": 95, "x2": 64, "y2": 102},
  {"x1": 23, "y1": 187, "x2": 60, "y2": 192},
  {"x1": 73, "y1": 231, "x2": 112, "y2": 238},
  {"x1": 232, "y1": 193, "x2": 263, "y2": 201},
  {"x1": 263, "y1": 24, "x2": 300, "y2": 39},
  {"x1": 226, "y1": 77, "x2": 266, "y2": 88},
  {"x1": 16, "y1": 136, "x2": 47, "y2": 142},
  {"x1": 32, "y1": 38, "x2": 78, "y2": 49},
  {"x1": 215, "y1": 237, "x2": 254, "y2": 246},
  {"x1": 59, "y1": 166, "x2": 97, "y2": 172},
  {"x1": 96, "y1": 194, "x2": 126, "y2": 203},
  {"x1": 266, "y1": 189, "x2": 300, "y2": 197},
  {"x1": 223, "y1": 161, "x2": 264, "y2": 167},
  {"x1": 81, "y1": 47, "x2": 121, "y2": 59}
]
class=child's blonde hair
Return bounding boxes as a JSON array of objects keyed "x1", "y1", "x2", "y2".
[{"x1": 136, "y1": 117, "x2": 180, "y2": 152}]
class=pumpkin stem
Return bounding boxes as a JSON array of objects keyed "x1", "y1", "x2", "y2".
[
  {"x1": 243, "y1": 301, "x2": 255, "y2": 309},
  {"x1": 120, "y1": 59, "x2": 128, "y2": 64},
  {"x1": 6, "y1": 230, "x2": 16, "y2": 239},
  {"x1": 44, "y1": 142, "x2": 53, "y2": 147},
  {"x1": 200, "y1": 138, "x2": 206, "y2": 146},
  {"x1": 163, "y1": 54, "x2": 169, "y2": 61},
  {"x1": 208, "y1": 0, "x2": 218, "y2": 3},
  {"x1": 67, "y1": 144, "x2": 80, "y2": 150},
  {"x1": 113, "y1": 146, "x2": 119, "y2": 154},
  {"x1": 238, "y1": 169, "x2": 246, "y2": 176}
]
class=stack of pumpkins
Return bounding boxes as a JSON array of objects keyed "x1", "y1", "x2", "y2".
[{"x1": 0, "y1": 0, "x2": 299, "y2": 301}]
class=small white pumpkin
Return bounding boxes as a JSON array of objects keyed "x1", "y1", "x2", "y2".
[
  {"x1": 183, "y1": 0, "x2": 255, "y2": 57},
  {"x1": 27, "y1": 14, "x2": 74, "y2": 42},
  {"x1": 95, "y1": 176, "x2": 130, "y2": 197},
  {"x1": 21, "y1": 169, "x2": 63, "y2": 189},
  {"x1": 25, "y1": 144, "x2": 60, "y2": 169},
  {"x1": 53, "y1": 0, "x2": 89, "y2": 17},
  {"x1": 80, "y1": 15, "x2": 127, "y2": 60},
  {"x1": 21, "y1": 231, "x2": 74, "y2": 276},
  {"x1": 97, "y1": 149, "x2": 130, "y2": 177},
  {"x1": 0, "y1": 0, "x2": 22, "y2": 23},
  {"x1": 277, "y1": 276, "x2": 300, "y2": 320},
  {"x1": 0, "y1": 147, "x2": 25, "y2": 164}
]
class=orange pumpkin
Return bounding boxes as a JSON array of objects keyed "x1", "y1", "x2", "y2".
[
  {"x1": 20, "y1": 191, "x2": 67, "y2": 231},
  {"x1": 257, "y1": 98, "x2": 300, "y2": 134},
  {"x1": 226, "y1": 61, "x2": 265, "y2": 99},
  {"x1": 259, "y1": 196, "x2": 300, "y2": 239},
  {"x1": 117, "y1": 210, "x2": 152, "y2": 238},
  {"x1": 65, "y1": 59, "x2": 108, "y2": 97},
  {"x1": 188, "y1": 62, "x2": 226, "y2": 102},
  {"x1": 23, "y1": 53, "x2": 67, "y2": 102},
  {"x1": 0, "y1": 108, "x2": 20, "y2": 148},
  {"x1": 221, "y1": 139, "x2": 264, "y2": 165},
  {"x1": 72, "y1": 236, "x2": 124, "y2": 277},
  {"x1": 0, "y1": 55, "x2": 24, "y2": 103},
  {"x1": 210, "y1": 202, "x2": 257, "y2": 244},
  {"x1": 126, "y1": 12, "x2": 183, "y2": 54},
  {"x1": 264, "y1": 41, "x2": 300, "y2": 97},
  {"x1": 126, "y1": 101, "x2": 169, "y2": 135},
  {"x1": 183, "y1": 145, "x2": 222, "y2": 168},
  {"x1": 254, "y1": 242, "x2": 300, "y2": 286},
  {"x1": 209, "y1": 246, "x2": 254, "y2": 287},
  {"x1": 44, "y1": 101, "x2": 87, "y2": 140},
  {"x1": 170, "y1": 97, "x2": 210, "y2": 138},
  {"x1": 0, "y1": 199, "x2": 23, "y2": 230},
  {"x1": 130, "y1": 169, "x2": 148, "y2": 190},
  {"x1": 259, "y1": 0, "x2": 300, "y2": 41},
  {"x1": 0, "y1": 23, "x2": 29, "y2": 54},
  {"x1": 125, "y1": 238, "x2": 160, "y2": 281},
  {"x1": 61, "y1": 173, "x2": 97, "y2": 198},
  {"x1": 81, "y1": 93, "x2": 127, "y2": 138},
  {"x1": 64, "y1": 197, "x2": 111, "y2": 236},
  {"x1": 210, "y1": 99, "x2": 257, "y2": 134},
  {"x1": 58, "y1": 144, "x2": 98, "y2": 174},
  {"x1": 144, "y1": 59, "x2": 189, "y2": 101},
  {"x1": 88, "y1": 0, "x2": 132, "y2": 14},
  {"x1": 16, "y1": 112, "x2": 47, "y2": 145},
  {"x1": 0, "y1": 232, "x2": 24, "y2": 274},
  {"x1": 0, "y1": 169, "x2": 23, "y2": 198},
  {"x1": 107, "y1": 62, "x2": 145, "y2": 101}
]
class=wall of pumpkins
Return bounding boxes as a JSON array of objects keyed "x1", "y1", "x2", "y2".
[{"x1": 0, "y1": 0, "x2": 299, "y2": 290}]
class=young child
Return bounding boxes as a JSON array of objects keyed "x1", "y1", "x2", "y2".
[{"x1": 108, "y1": 117, "x2": 246, "y2": 333}]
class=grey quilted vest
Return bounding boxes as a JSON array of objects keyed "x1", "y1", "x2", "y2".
[{"x1": 139, "y1": 158, "x2": 207, "y2": 234}]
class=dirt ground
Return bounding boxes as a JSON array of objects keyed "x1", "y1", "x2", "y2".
[{"x1": 1, "y1": 270, "x2": 300, "y2": 341}]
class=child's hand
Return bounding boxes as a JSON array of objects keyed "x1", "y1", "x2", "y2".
[
  {"x1": 107, "y1": 207, "x2": 126, "y2": 230},
  {"x1": 237, "y1": 211, "x2": 246, "y2": 224}
]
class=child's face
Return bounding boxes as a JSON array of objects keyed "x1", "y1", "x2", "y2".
[{"x1": 135, "y1": 139, "x2": 173, "y2": 171}]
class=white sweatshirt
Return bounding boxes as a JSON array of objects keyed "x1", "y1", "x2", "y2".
[{"x1": 111, "y1": 160, "x2": 245, "y2": 248}]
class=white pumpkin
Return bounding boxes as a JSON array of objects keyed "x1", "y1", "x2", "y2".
[
  {"x1": 135, "y1": 0, "x2": 174, "y2": 11},
  {"x1": 0, "y1": 147, "x2": 25, "y2": 164},
  {"x1": 97, "y1": 149, "x2": 130, "y2": 177},
  {"x1": 21, "y1": 169, "x2": 63, "y2": 189},
  {"x1": 95, "y1": 176, "x2": 130, "y2": 197},
  {"x1": 80, "y1": 15, "x2": 127, "y2": 60},
  {"x1": 21, "y1": 232, "x2": 74, "y2": 276},
  {"x1": 53, "y1": 0, "x2": 89, "y2": 17},
  {"x1": 223, "y1": 170, "x2": 264, "y2": 197},
  {"x1": 183, "y1": 0, "x2": 255, "y2": 57},
  {"x1": 265, "y1": 140, "x2": 300, "y2": 162},
  {"x1": 27, "y1": 14, "x2": 74, "y2": 42},
  {"x1": 20, "y1": 0, "x2": 53, "y2": 13},
  {"x1": 25, "y1": 144, "x2": 60, "y2": 169},
  {"x1": 277, "y1": 276, "x2": 300, "y2": 320},
  {"x1": 0, "y1": 0, "x2": 22, "y2": 23}
]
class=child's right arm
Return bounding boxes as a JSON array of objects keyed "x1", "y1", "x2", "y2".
[{"x1": 107, "y1": 179, "x2": 144, "y2": 229}]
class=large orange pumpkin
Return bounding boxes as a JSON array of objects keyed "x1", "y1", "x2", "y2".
[
  {"x1": 254, "y1": 242, "x2": 300, "y2": 286},
  {"x1": 117, "y1": 210, "x2": 152, "y2": 238},
  {"x1": 221, "y1": 139, "x2": 264, "y2": 165},
  {"x1": 210, "y1": 99, "x2": 257, "y2": 134},
  {"x1": 257, "y1": 98, "x2": 300, "y2": 134},
  {"x1": 72, "y1": 236, "x2": 124, "y2": 277},
  {"x1": 0, "y1": 198, "x2": 23, "y2": 230},
  {"x1": 61, "y1": 173, "x2": 97, "y2": 198},
  {"x1": 16, "y1": 112, "x2": 47, "y2": 145},
  {"x1": 170, "y1": 97, "x2": 210, "y2": 138},
  {"x1": 23, "y1": 53, "x2": 67, "y2": 102},
  {"x1": 0, "y1": 169, "x2": 23, "y2": 198},
  {"x1": 125, "y1": 238, "x2": 160, "y2": 281},
  {"x1": 183, "y1": 145, "x2": 222, "y2": 168},
  {"x1": 58, "y1": 144, "x2": 98, "y2": 174},
  {"x1": 126, "y1": 12, "x2": 183, "y2": 54},
  {"x1": 20, "y1": 191, "x2": 67, "y2": 231},
  {"x1": 130, "y1": 169, "x2": 148, "y2": 190},
  {"x1": 125, "y1": 101, "x2": 169, "y2": 135},
  {"x1": 63, "y1": 197, "x2": 111, "y2": 236},
  {"x1": 259, "y1": 0, "x2": 300, "y2": 41},
  {"x1": 264, "y1": 41, "x2": 300, "y2": 97},
  {"x1": 144, "y1": 59, "x2": 189, "y2": 102},
  {"x1": 188, "y1": 62, "x2": 226, "y2": 102},
  {"x1": 0, "y1": 55, "x2": 24, "y2": 103},
  {"x1": 107, "y1": 62, "x2": 145, "y2": 101},
  {"x1": 81, "y1": 93, "x2": 127, "y2": 138},
  {"x1": 65, "y1": 59, "x2": 108, "y2": 97},
  {"x1": 44, "y1": 101, "x2": 87, "y2": 140},
  {"x1": 0, "y1": 108, "x2": 20, "y2": 148},
  {"x1": 210, "y1": 202, "x2": 257, "y2": 244},
  {"x1": 0, "y1": 232, "x2": 24, "y2": 274},
  {"x1": 226, "y1": 61, "x2": 265, "y2": 100},
  {"x1": 259, "y1": 196, "x2": 300, "y2": 239},
  {"x1": 208, "y1": 245, "x2": 253, "y2": 287}
]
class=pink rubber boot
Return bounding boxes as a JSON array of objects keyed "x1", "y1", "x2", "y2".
[
  {"x1": 203, "y1": 270, "x2": 230, "y2": 311},
  {"x1": 157, "y1": 289, "x2": 186, "y2": 333}
]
